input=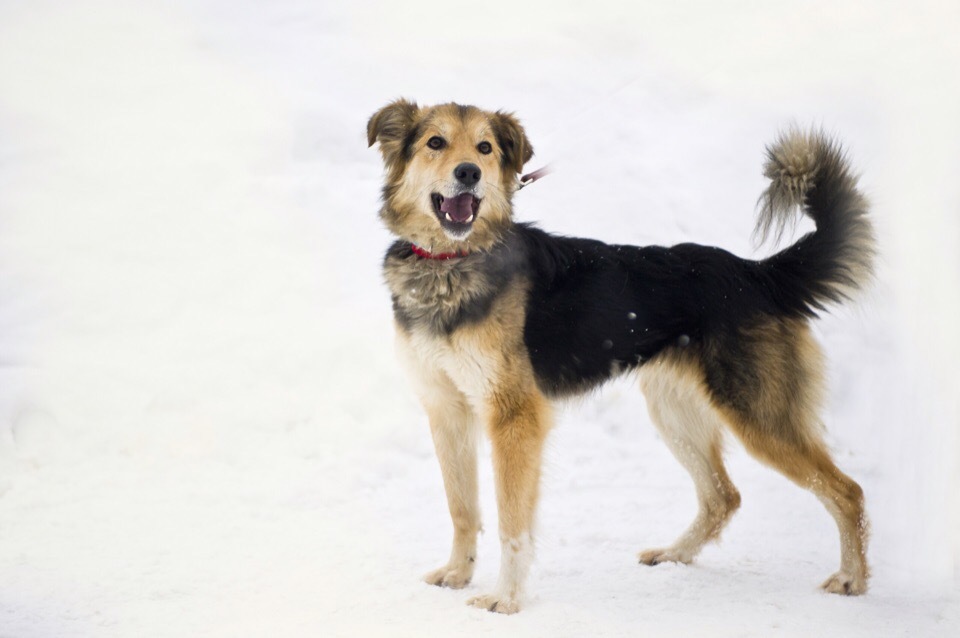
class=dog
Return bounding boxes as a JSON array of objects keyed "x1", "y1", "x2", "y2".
[{"x1": 367, "y1": 100, "x2": 874, "y2": 614}]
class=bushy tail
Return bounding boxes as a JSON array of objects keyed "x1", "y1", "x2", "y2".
[{"x1": 755, "y1": 129, "x2": 875, "y2": 316}]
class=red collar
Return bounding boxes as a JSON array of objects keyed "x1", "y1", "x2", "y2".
[{"x1": 410, "y1": 244, "x2": 469, "y2": 260}]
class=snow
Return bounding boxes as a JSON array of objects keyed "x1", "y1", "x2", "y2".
[{"x1": 1, "y1": 0, "x2": 958, "y2": 636}]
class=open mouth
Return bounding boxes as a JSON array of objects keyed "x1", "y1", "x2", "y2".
[{"x1": 431, "y1": 192, "x2": 479, "y2": 236}]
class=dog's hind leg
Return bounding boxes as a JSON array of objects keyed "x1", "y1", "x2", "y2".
[
  {"x1": 729, "y1": 421, "x2": 869, "y2": 594},
  {"x1": 637, "y1": 353, "x2": 741, "y2": 565},
  {"x1": 708, "y1": 320, "x2": 869, "y2": 594}
]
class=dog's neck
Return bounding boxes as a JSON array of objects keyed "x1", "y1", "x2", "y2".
[{"x1": 410, "y1": 244, "x2": 470, "y2": 260}]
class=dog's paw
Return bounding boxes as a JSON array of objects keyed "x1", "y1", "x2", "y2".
[
  {"x1": 466, "y1": 593, "x2": 520, "y2": 614},
  {"x1": 821, "y1": 571, "x2": 867, "y2": 596},
  {"x1": 637, "y1": 547, "x2": 693, "y2": 566},
  {"x1": 423, "y1": 564, "x2": 473, "y2": 589}
]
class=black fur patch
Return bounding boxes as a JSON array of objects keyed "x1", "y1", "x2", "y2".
[
  {"x1": 401, "y1": 122, "x2": 423, "y2": 160},
  {"x1": 516, "y1": 225, "x2": 780, "y2": 396}
]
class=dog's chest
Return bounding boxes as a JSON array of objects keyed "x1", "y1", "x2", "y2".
[{"x1": 382, "y1": 242, "x2": 520, "y2": 336}]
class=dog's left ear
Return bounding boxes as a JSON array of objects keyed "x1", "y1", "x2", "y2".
[
  {"x1": 367, "y1": 99, "x2": 420, "y2": 166},
  {"x1": 491, "y1": 111, "x2": 534, "y2": 173}
]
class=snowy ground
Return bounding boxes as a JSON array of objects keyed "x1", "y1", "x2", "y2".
[{"x1": 1, "y1": 1, "x2": 958, "y2": 636}]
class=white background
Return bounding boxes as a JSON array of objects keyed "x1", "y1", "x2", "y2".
[{"x1": 1, "y1": 1, "x2": 958, "y2": 636}]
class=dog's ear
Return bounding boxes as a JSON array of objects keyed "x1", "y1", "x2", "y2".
[
  {"x1": 367, "y1": 99, "x2": 420, "y2": 165},
  {"x1": 491, "y1": 111, "x2": 534, "y2": 173}
]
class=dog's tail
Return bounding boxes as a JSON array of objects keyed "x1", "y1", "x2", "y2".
[{"x1": 755, "y1": 129, "x2": 875, "y2": 316}]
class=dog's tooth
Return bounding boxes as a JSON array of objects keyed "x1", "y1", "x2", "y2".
[
  {"x1": 445, "y1": 213, "x2": 453, "y2": 222},
  {"x1": 466, "y1": 214, "x2": 474, "y2": 223}
]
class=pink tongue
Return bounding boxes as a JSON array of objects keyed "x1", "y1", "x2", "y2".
[{"x1": 439, "y1": 193, "x2": 476, "y2": 223}]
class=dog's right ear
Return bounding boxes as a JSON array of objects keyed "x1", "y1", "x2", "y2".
[{"x1": 367, "y1": 99, "x2": 420, "y2": 166}]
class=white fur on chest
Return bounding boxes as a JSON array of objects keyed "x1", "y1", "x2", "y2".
[{"x1": 400, "y1": 325, "x2": 498, "y2": 412}]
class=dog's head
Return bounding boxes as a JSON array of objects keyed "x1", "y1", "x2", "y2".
[{"x1": 368, "y1": 100, "x2": 533, "y2": 252}]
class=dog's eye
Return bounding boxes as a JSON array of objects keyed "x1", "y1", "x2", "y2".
[
  {"x1": 477, "y1": 141, "x2": 492, "y2": 155},
  {"x1": 426, "y1": 136, "x2": 446, "y2": 150}
]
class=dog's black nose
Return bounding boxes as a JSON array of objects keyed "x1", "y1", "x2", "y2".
[{"x1": 454, "y1": 163, "x2": 481, "y2": 187}]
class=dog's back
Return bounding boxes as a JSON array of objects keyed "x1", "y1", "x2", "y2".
[{"x1": 472, "y1": 131, "x2": 874, "y2": 402}]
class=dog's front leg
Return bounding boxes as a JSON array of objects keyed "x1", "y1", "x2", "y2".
[
  {"x1": 421, "y1": 391, "x2": 481, "y2": 589},
  {"x1": 467, "y1": 389, "x2": 551, "y2": 614},
  {"x1": 395, "y1": 330, "x2": 482, "y2": 589}
]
